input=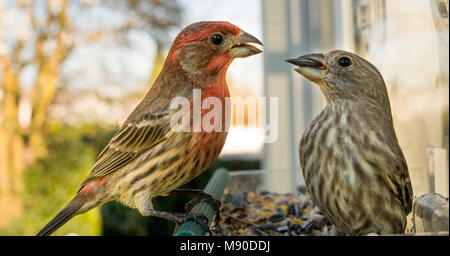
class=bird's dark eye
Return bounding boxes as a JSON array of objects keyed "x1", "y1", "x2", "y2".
[
  {"x1": 338, "y1": 57, "x2": 352, "y2": 67},
  {"x1": 210, "y1": 34, "x2": 223, "y2": 45}
]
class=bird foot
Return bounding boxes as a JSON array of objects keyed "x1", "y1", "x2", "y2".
[
  {"x1": 170, "y1": 189, "x2": 222, "y2": 228},
  {"x1": 173, "y1": 212, "x2": 212, "y2": 236},
  {"x1": 185, "y1": 196, "x2": 221, "y2": 228}
]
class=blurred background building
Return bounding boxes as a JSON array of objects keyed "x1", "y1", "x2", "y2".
[{"x1": 0, "y1": 0, "x2": 448, "y2": 235}]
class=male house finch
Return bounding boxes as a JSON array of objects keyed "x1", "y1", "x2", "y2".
[
  {"x1": 37, "y1": 21, "x2": 262, "y2": 236},
  {"x1": 286, "y1": 50, "x2": 413, "y2": 235}
]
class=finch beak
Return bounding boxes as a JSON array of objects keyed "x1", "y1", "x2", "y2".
[
  {"x1": 230, "y1": 30, "x2": 263, "y2": 58},
  {"x1": 286, "y1": 53, "x2": 327, "y2": 83}
]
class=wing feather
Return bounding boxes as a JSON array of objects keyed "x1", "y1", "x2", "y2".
[
  {"x1": 79, "y1": 112, "x2": 170, "y2": 190},
  {"x1": 372, "y1": 151, "x2": 413, "y2": 214},
  {"x1": 391, "y1": 154, "x2": 413, "y2": 214}
]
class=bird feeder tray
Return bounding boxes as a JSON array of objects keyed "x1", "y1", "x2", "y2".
[{"x1": 175, "y1": 168, "x2": 449, "y2": 236}]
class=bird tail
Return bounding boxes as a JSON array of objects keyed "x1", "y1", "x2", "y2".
[{"x1": 36, "y1": 195, "x2": 85, "y2": 236}]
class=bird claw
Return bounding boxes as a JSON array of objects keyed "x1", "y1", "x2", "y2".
[
  {"x1": 184, "y1": 198, "x2": 199, "y2": 212},
  {"x1": 175, "y1": 213, "x2": 212, "y2": 236},
  {"x1": 184, "y1": 196, "x2": 221, "y2": 229},
  {"x1": 183, "y1": 192, "x2": 221, "y2": 211},
  {"x1": 168, "y1": 189, "x2": 221, "y2": 234}
]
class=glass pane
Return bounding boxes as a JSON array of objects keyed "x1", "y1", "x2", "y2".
[{"x1": 355, "y1": 0, "x2": 449, "y2": 198}]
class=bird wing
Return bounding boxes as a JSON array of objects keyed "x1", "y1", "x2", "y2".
[
  {"x1": 380, "y1": 151, "x2": 413, "y2": 215},
  {"x1": 78, "y1": 110, "x2": 170, "y2": 190},
  {"x1": 391, "y1": 153, "x2": 414, "y2": 214}
]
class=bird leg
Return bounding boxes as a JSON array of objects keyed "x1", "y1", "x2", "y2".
[
  {"x1": 143, "y1": 208, "x2": 212, "y2": 236},
  {"x1": 169, "y1": 189, "x2": 221, "y2": 227}
]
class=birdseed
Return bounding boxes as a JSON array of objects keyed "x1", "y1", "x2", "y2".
[{"x1": 213, "y1": 187, "x2": 334, "y2": 236}]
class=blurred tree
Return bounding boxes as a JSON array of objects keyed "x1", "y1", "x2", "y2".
[
  {"x1": 0, "y1": 0, "x2": 182, "y2": 227},
  {"x1": 0, "y1": 38, "x2": 25, "y2": 226},
  {"x1": 29, "y1": 0, "x2": 74, "y2": 159}
]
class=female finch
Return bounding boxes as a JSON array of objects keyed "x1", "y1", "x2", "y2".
[
  {"x1": 286, "y1": 50, "x2": 413, "y2": 235},
  {"x1": 37, "y1": 21, "x2": 262, "y2": 236}
]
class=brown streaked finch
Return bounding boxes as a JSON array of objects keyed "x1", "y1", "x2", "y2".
[
  {"x1": 286, "y1": 50, "x2": 413, "y2": 235},
  {"x1": 37, "y1": 21, "x2": 263, "y2": 236}
]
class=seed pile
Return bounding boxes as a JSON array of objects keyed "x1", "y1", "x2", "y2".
[{"x1": 214, "y1": 188, "x2": 335, "y2": 236}]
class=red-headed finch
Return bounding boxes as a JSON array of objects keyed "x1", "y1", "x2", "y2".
[
  {"x1": 37, "y1": 21, "x2": 262, "y2": 236},
  {"x1": 286, "y1": 50, "x2": 413, "y2": 235}
]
